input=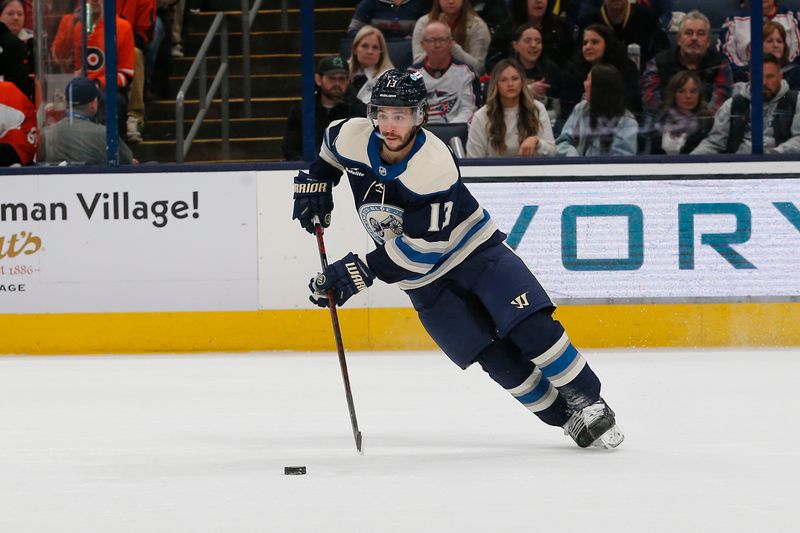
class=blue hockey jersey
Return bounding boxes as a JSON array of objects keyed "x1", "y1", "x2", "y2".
[{"x1": 309, "y1": 117, "x2": 505, "y2": 291}]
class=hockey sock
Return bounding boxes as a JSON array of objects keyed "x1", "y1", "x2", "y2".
[
  {"x1": 475, "y1": 339, "x2": 571, "y2": 427},
  {"x1": 507, "y1": 312, "x2": 601, "y2": 412}
]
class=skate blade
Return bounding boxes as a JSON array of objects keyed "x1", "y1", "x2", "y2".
[{"x1": 591, "y1": 425, "x2": 624, "y2": 449}]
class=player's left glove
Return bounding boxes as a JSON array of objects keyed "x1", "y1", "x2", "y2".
[
  {"x1": 293, "y1": 171, "x2": 334, "y2": 234},
  {"x1": 309, "y1": 252, "x2": 375, "y2": 307}
]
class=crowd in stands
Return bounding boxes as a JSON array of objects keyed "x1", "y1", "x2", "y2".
[
  {"x1": 283, "y1": 0, "x2": 800, "y2": 161},
  {"x1": 1, "y1": 0, "x2": 191, "y2": 166},
  {"x1": 3, "y1": 1, "x2": 800, "y2": 167}
]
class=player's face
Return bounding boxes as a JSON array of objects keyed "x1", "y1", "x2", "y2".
[
  {"x1": 376, "y1": 107, "x2": 416, "y2": 151},
  {"x1": 763, "y1": 62, "x2": 783, "y2": 100},
  {"x1": 513, "y1": 27, "x2": 543, "y2": 65},
  {"x1": 497, "y1": 65, "x2": 523, "y2": 103},
  {"x1": 0, "y1": 1, "x2": 24, "y2": 35},
  {"x1": 764, "y1": 30, "x2": 785, "y2": 59},
  {"x1": 355, "y1": 33, "x2": 381, "y2": 69},
  {"x1": 675, "y1": 77, "x2": 700, "y2": 112},
  {"x1": 582, "y1": 30, "x2": 605, "y2": 65}
]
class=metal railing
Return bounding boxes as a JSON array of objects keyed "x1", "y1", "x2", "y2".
[
  {"x1": 175, "y1": 12, "x2": 230, "y2": 163},
  {"x1": 241, "y1": 0, "x2": 264, "y2": 118}
]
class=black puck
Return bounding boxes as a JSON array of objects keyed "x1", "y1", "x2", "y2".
[{"x1": 284, "y1": 466, "x2": 306, "y2": 475}]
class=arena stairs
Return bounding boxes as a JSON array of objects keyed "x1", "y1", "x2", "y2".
[{"x1": 133, "y1": 0, "x2": 355, "y2": 164}]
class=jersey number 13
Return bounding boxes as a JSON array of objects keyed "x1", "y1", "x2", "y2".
[{"x1": 428, "y1": 201, "x2": 454, "y2": 231}]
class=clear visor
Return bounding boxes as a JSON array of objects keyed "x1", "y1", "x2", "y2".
[{"x1": 367, "y1": 104, "x2": 425, "y2": 129}]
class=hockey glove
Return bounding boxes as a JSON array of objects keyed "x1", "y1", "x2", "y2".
[
  {"x1": 309, "y1": 252, "x2": 375, "y2": 307},
  {"x1": 292, "y1": 171, "x2": 334, "y2": 234}
]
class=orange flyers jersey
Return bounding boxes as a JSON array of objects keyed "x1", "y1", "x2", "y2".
[
  {"x1": 52, "y1": 14, "x2": 135, "y2": 89},
  {"x1": 0, "y1": 81, "x2": 37, "y2": 165}
]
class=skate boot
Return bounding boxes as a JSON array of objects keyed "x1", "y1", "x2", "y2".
[{"x1": 563, "y1": 398, "x2": 624, "y2": 449}]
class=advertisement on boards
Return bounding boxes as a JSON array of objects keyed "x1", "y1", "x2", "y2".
[
  {"x1": 0, "y1": 171, "x2": 259, "y2": 313},
  {"x1": 469, "y1": 177, "x2": 800, "y2": 303}
]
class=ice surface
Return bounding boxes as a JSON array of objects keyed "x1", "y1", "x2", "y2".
[{"x1": 1, "y1": 349, "x2": 797, "y2": 532}]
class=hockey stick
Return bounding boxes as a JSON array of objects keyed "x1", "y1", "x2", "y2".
[{"x1": 313, "y1": 217, "x2": 364, "y2": 453}]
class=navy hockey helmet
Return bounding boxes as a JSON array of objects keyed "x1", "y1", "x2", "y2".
[{"x1": 368, "y1": 69, "x2": 427, "y2": 128}]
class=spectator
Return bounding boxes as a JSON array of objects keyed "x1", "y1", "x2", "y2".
[
  {"x1": 765, "y1": 20, "x2": 800, "y2": 89},
  {"x1": 0, "y1": 0, "x2": 31, "y2": 102},
  {"x1": 411, "y1": 20, "x2": 481, "y2": 123},
  {"x1": 556, "y1": 64, "x2": 638, "y2": 156},
  {"x1": 577, "y1": 0, "x2": 669, "y2": 71},
  {"x1": 412, "y1": 0, "x2": 491, "y2": 74},
  {"x1": 510, "y1": 0, "x2": 577, "y2": 65},
  {"x1": 466, "y1": 58, "x2": 555, "y2": 157},
  {"x1": 560, "y1": 23, "x2": 640, "y2": 120},
  {"x1": 472, "y1": 0, "x2": 514, "y2": 72},
  {"x1": 117, "y1": 0, "x2": 157, "y2": 144},
  {"x1": 282, "y1": 56, "x2": 367, "y2": 161},
  {"x1": 653, "y1": 70, "x2": 713, "y2": 154},
  {"x1": 1, "y1": 0, "x2": 30, "y2": 41},
  {"x1": 52, "y1": 0, "x2": 136, "y2": 136},
  {"x1": 692, "y1": 54, "x2": 800, "y2": 154},
  {"x1": 0, "y1": 80, "x2": 35, "y2": 166},
  {"x1": 169, "y1": 0, "x2": 184, "y2": 57},
  {"x1": 349, "y1": 25, "x2": 394, "y2": 104},
  {"x1": 512, "y1": 23, "x2": 561, "y2": 121},
  {"x1": 571, "y1": 0, "x2": 673, "y2": 31},
  {"x1": 347, "y1": 0, "x2": 432, "y2": 40},
  {"x1": 40, "y1": 76, "x2": 135, "y2": 165},
  {"x1": 719, "y1": 0, "x2": 800, "y2": 82},
  {"x1": 641, "y1": 11, "x2": 733, "y2": 117}
]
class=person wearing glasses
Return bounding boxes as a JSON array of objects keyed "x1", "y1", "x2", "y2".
[{"x1": 410, "y1": 20, "x2": 481, "y2": 124}]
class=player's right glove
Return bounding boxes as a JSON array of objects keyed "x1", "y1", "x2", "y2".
[
  {"x1": 292, "y1": 171, "x2": 334, "y2": 234},
  {"x1": 309, "y1": 252, "x2": 375, "y2": 307}
]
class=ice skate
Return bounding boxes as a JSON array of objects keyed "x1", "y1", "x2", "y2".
[{"x1": 563, "y1": 398, "x2": 624, "y2": 449}]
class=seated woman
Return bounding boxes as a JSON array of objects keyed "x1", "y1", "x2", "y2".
[
  {"x1": 348, "y1": 25, "x2": 394, "y2": 104},
  {"x1": 511, "y1": 23, "x2": 561, "y2": 124},
  {"x1": 559, "y1": 24, "x2": 641, "y2": 121},
  {"x1": 412, "y1": 0, "x2": 491, "y2": 74},
  {"x1": 764, "y1": 20, "x2": 800, "y2": 90},
  {"x1": 654, "y1": 70, "x2": 714, "y2": 155},
  {"x1": 466, "y1": 58, "x2": 555, "y2": 158},
  {"x1": 510, "y1": 0, "x2": 576, "y2": 65},
  {"x1": 556, "y1": 64, "x2": 638, "y2": 156}
]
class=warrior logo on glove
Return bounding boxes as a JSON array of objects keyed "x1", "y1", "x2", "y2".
[
  {"x1": 292, "y1": 171, "x2": 334, "y2": 234},
  {"x1": 309, "y1": 253, "x2": 375, "y2": 307}
]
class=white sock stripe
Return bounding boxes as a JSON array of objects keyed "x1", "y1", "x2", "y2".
[
  {"x1": 549, "y1": 357, "x2": 587, "y2": 387},
  {"x1": 507, "y1": 368, "x2": 542, "y2": 397},
  {"x1": 532, "y1": 332, "x2": 570, "y2": 367},
  {"x1": 524, "y1": 385, "x2": 558, "y2": 413}
]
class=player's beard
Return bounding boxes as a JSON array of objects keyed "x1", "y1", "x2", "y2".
[{"x1": 381, "y1": 128, "x2": 416, "y2": 153}]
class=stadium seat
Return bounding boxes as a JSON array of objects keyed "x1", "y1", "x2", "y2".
[{"x1": 424, "y1": 123, "x2": 469, "y2": 157}]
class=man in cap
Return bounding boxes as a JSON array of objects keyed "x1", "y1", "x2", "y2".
[
  {"x1": 282, "y1": 55, "x2": 367, "y2": 160},
  {"x1": 40, "y1": 76, "x2": 135, "y2": 165}
]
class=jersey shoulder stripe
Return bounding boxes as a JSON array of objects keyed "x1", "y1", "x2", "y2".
[{"x1": 323, "y1": 117, "x2": 373, "y2": 168}]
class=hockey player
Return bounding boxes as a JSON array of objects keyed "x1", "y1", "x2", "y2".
[{"x1": 292, "y1": 69, "x2": 624, "y2": 449}]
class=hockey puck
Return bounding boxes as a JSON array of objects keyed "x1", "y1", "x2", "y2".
[{"x1": 284, "y1": 466, "x2": 306, "y2": 475}]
